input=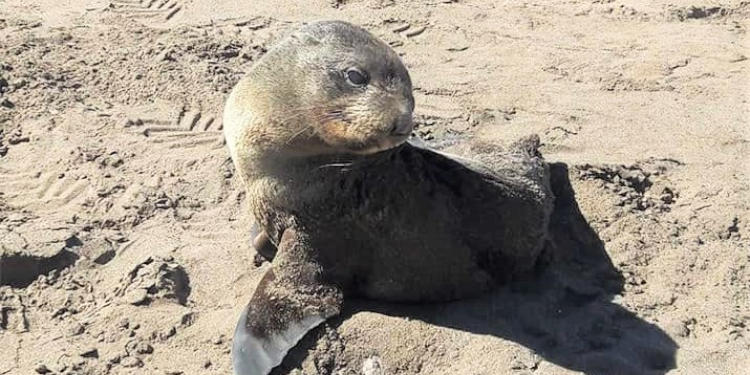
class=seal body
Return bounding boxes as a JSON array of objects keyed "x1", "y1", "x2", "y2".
[
  {"x1": 224, "y1": 20, "x2": 553, "y2": 375},
  {"x1": 248, "y1": 141, "x2": 551, "y2": 302}
]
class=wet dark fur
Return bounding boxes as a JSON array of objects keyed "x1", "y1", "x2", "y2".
[{"x1": 250, "y1": 139, "x2": 553, "y2": 303}]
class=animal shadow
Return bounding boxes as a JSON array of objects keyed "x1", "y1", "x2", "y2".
[{"x1": 278, "y1": 163, "x2": 677, "y2": 375}]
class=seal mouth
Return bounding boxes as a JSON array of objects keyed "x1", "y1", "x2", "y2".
[{"x1": 389, "y1": 114, "x2": 414, "y2": 137}]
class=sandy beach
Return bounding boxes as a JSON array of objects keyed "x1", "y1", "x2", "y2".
[{"x1": 0, "y1": 1, "x2": 748, "y2": 374}]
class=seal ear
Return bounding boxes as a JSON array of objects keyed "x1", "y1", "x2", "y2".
[{"x1": 233, "y1": 229, "x2": 342, "y2": 375}]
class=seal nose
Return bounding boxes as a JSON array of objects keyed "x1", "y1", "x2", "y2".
[{"x1": 390, "y1": 113, "x2": 413, "y2": 136}]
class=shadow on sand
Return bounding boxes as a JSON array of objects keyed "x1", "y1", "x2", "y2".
[{"x1": 278, "y1": 163, "x2": 677, "y2": 375}]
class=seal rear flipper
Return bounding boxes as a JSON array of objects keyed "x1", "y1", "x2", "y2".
[{"x1": 233, "y1": 229, "x2": 343, "y2": 375}]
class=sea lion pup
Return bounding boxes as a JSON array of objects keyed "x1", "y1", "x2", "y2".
[{"x1": 224, "y1": 21, "x2": 554, "y2": 375}]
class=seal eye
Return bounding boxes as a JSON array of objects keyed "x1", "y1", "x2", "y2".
[{"x1": 345, "y1": 68, "x2": 369, "y2": 87}]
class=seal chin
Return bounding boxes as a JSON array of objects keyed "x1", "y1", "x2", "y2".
[
  {"x1": 383, "y1": 134, "x2": 410, "y2": 150},
  {"x1": 346, "y1": 134, "x2": 409, "y2": 155},
  {"x1": 232, "y1": 304, "x2": 327, "y2": 375}
]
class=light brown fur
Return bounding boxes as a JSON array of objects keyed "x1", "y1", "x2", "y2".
[{"x1": 223, "y1": 23, "x2": 413, "y2": 185}]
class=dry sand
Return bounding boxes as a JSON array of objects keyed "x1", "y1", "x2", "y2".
[{"x1": 0, "y1": 1, "x2": 748, "y2": 374}]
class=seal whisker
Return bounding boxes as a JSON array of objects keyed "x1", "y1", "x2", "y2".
[
  {"x1": 275, "y1": 108, "x2": 343, "y2": 127},
  {"x1": 285, "y1": 125, "x2": 313, "y2": 144},
  {"x1": 272, "y1": 105, "x2": 335, "y2": 123},
  {"x1": 274, "y1": 111, "x2": 314, "y2": 124},
  {"x1": 317, "y1": 163, "x2": 353, "y2": 169}
]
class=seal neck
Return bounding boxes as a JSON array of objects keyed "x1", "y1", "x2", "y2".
[{"x1": 240, "y1": 145, "x2": 401, "y2": 183}]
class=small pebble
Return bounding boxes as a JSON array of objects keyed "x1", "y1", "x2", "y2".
[
  {"x1": 121, "y1": 356, "x2": 144, "y2": 368},
  {"x1": 362, "y1": 356, "x2": 385, "y2": 375},
  {"x1": 136, "y1": 342, "x2": 153, "y2": 355},
  {"x1": 67, "y1": 322, "x2": 85, "y2": 336},
  {"x1": 80, "y1": 347, "x2": 99, "y2": 358},
  {"x1": 405, "y1": 26, "x2": 426, "y2": 37},
  {"x1": 0, "y1": 98, "x2": 14, "y2": 108},
  {"x1": 664, "y1": 320, "x2": 690, "y2": 338},
  {"x1": 160, "y1": 326, "x2": 177, "y2": 340}
]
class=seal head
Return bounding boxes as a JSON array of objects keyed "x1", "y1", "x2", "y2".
[{"x1": 224, "y1": 20, "x2": 415, "y2": 170}]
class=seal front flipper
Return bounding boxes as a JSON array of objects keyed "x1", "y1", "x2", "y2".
[
  {"x1": 233, "y1": 229, "x2": 343, "y2": 375},
  {"x1": 252, "y1": 231, "x2": 277, "y2": 262}
]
